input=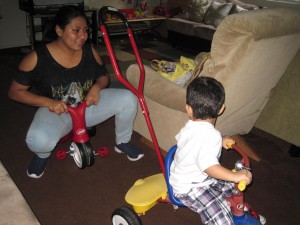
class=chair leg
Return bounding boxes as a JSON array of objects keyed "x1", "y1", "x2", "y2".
[{"x1": 231, "y1": 135, "x2": 261, "y2": 162}]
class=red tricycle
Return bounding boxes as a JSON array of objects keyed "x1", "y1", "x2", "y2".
[{"x1": 55, "y1": 101, "x2": 109, "y2": 168}]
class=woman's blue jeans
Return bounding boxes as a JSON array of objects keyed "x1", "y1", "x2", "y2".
[{"x1": 26, "y1": 88, "x2": 138, "y2": 158}]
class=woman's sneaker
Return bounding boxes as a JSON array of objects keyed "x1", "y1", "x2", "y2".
[
  {"x1": 27, "y1": 155, "x2": 48, "y2": 178},
  {"x1": 115, "y1": 143, "x2": 144, "y2": 161}
]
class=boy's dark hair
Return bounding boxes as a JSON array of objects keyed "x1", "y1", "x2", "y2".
[
  {"x1": 186, "y1": 76, "x2": 225, "y2": 119},
  {"x1": 43, "y1": 5, "x2": 89, "y2": 43}
]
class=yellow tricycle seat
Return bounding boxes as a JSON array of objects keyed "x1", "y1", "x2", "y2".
[{"x1": 125, "y1": 173, "x2": 167, "y2": 214}]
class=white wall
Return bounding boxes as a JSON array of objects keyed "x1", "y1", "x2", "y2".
[
  {"x1": 0, "y1": 0, "x2": 162, "y2": 49},
  {"x1": 0, "y1": 0, "x2": 30, "y2": 49},
  {"x1": 0, "y1": 0, "x2": 132, "y2": 49},
  {"x1": 2, "y1": 0, "x2": 297, "y2": 49}
]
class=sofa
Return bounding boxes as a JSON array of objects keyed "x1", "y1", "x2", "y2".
[
  {"x1": 0, "y1": 161, "x2": 40, "y2": 224},
  {"x1": 126, "y1": 7, "x2": 300, "y2": 160},
  {"x1": 158, "y1": 0, "x2": 259, "y2": 51}
]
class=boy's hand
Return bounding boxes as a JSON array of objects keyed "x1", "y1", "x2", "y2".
[
  {"x1": 222, "y1": 136, "x2": 235, "y2": 149},
  {"x1": 234, "y1": 169, "x2": 252, "y2": 185}
]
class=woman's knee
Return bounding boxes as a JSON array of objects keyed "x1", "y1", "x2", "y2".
[
  {"x1": 26, "y1": 129, "x2": 58, "y2": 154},
  {"x1": 121, "y1": 90, "x2": 138, "y2": 110}
]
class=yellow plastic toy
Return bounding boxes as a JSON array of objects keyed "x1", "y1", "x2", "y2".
[{"x1": 125, "y1": 173, "x2": 167, "y2": 215}]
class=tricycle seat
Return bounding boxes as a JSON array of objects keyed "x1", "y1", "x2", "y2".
[{"x1": 165, "y1": 145, "x2": 185, "y2": 207}]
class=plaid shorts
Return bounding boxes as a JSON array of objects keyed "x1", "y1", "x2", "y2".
[{"x1": 175, "y1": 179, "x2": 235, "y2": 225}]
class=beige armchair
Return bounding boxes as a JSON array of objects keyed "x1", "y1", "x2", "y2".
[
  {"x1": 0, "y1": 161, "x2": 40, "y2": 224},
  {"x1": 126, "y1": 7, "x2": 300, "y2": 160}
]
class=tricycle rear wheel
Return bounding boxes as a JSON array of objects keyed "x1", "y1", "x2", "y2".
[{"x1": 70, "y1": 141, "x2": 95, "y2": 169}]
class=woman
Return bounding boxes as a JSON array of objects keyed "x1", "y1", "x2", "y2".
[{"x1": 8, "y1": 5, "x2": 143, "y2": 179}]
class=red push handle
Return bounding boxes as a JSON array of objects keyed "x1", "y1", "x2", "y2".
[{"x1": 98, "y1": 7, "x2": 166, "y2": 177}]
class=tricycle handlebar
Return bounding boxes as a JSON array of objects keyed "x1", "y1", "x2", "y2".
[{"x1": 228, "y1": 143, "x2": 251, "y2": 191}]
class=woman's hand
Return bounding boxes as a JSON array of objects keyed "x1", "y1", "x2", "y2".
[
  {"x1": 48, "y1": 100, "x2": 68, "y2": 115},
  {"x1": 85, "y1": 89, "x2": 100, "y2": 106},
  {"x1": 8, "y1": 80, "x2": 68, "y2": 115},
  {"x1": 85, "y1": 75, "x2": 109, "y2": 107},
  {"x1": 85, "y1": 83, "x2": 101, "y2": 107}
]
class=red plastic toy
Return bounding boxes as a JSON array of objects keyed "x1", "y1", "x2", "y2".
[{"x1": 54, "y1": 101, "x2": 108, "y2": 168}]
